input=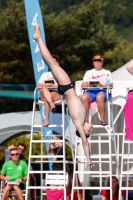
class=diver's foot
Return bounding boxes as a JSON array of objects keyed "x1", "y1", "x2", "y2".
[
  {"x1": 42, "y1": 121, "x2": 49, "y2": 127},
  {"x1": 84, "y1": 122, "x2": 93, "y2": 137},
  {"x1": 33, "y1": 24, "x2": 42, "y2": 41}
]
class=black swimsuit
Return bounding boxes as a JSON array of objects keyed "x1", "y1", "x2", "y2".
[{"x1": 58, "y1": 83, "x2": 74, "y2": 95}]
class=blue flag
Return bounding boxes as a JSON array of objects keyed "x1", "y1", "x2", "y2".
[
  {"x1": 24, "y1": 0, "x2": 53, "y2": 170},
  {"x1": 24, "y1": 0, "x2": 48, "y2": 82}
]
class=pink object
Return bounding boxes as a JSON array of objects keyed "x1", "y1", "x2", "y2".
[
  {"x1": 88, "y1": 102, "x2": 97, "y2": 109},
  {"x1": 46, "y1": 189, "x2": 64, "y2": 200},
  {"x1": 124, "y1": 91, "x2": 133, "y2": 140}
]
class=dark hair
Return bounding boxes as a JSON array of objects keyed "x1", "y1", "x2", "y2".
[
  {"x1": 107, "y1": 176, "x2": 119, "y2": 199},
  {"x1": 17, "y1": 143, "x2": 26, "y2": 150},
  {"x1": 56, "y1": 136, "x2": 63, "y2": 140},
  {"x1": 52, "y1": 135, "x2": 62, "y2": 140},
  {"x1": 52, "y1": 54, "x2": 59, "y2": 63},
  {"x1": 67, "y1": 174, "x2": 82, "y2": 193},
  {"x1": 10, "y1": 148, "x2": 19, "y2": 153}
]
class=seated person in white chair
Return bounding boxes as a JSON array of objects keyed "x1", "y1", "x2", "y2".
[
  {"x1": 0, "y1": 147, "x2": 27, "y2": 200},
  {"x1": 37, "y1": 54, "x2": 61, "y2": 126},
  {"x1": 81, "y1": 54, "x2": 113, "y2": 126}
]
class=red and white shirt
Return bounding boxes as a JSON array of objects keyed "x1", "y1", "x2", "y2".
[
  {"x1": 38, "y1": 71, "x2": 58, "y2": 91},
  {"x1": 83, "y1": 68, "x2": 113, "y2": 85}
]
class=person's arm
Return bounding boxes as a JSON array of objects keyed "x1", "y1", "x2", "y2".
[
  {"x1": 110, "y1": 83, "x2": 113, "y2": 88},
  {"x1": 47, "y1": 139, "x2": 57, "y2": 160},
  {"x1": 0, "y1": 174, "x2": 10, "y2": 181},
  {"x1": 22, "y1": 174, "x2": 27, "y2": 182},
  {"x1": 1, "y1": 163, "x2": 10, "y2": 181},
  {"x1": 101, "y1": 190, "x2": 107, "y2": 200},
  {"x1": 37, "y1": 82, "x2": 43, "y2": 88},
  {"x1": 15, "y1": 175, "x2": 27, "y2": 183},
  {"x1": 81, "y1": 81, "x2": 90, "y2": 88},
  {"x1": 126, "y1": 60, "x2": 133, "y2": 75},
  {"x1": 81, "y1": 71, "x2": 91, "y2": 88},
  {"x1": 45, "y1": 83, "x2": 57, "y2": 88},
  {"x1": 48, "y1": 142, "x2": 54, "y2": 153},
  {"x1": 50, "y1": 150, "x2": 57, "y2": 161},
  {"x1": 37, "y1": 82, "x2": 57, "y2": 89},
  {"x1": 102, "y1": 196, "x2": 107, "y2": 200}
]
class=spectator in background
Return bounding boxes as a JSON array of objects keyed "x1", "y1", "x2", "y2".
[
  {"x1": 48, "y1": 136, "x2": 64, "y2": 171},
  {"x1": 0, "y1": 148, "x2": 27, "y2": 200},
  {"x1": 81, "y1": 54, "x2": 113, "y2": 126},
  {"x1": 124, "y1": 60, "x2": 133, "y2": 140},
  {"x1": 0, "y1": 143, "x2": 36, "y2": 200},
  {"x1": 37, "y1": 55, "x2": 61, "y2": 127},
  {"x1": 124, "y1": 179, "x2": 133, "y2": 200},
  {"x1": 102, "y1": 176, "x2": 124, "y2": 200},
  {"x1": 0, "y1": 143, "x2": 26, "y2": 162}
]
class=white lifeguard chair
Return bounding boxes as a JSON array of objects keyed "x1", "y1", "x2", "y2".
[
  {"x1": 69, "y1": 80, "x2": 118, "y2": 200},
  {"x1": 25, "y1": 87, "x2": 67, "y2": 200}
]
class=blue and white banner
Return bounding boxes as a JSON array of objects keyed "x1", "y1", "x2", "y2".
[
  {"x1": 24, "y1": 0, "x2": 53, "y2": 170},
  {"x1": 24, "y1": 0, "x2": 48, "y2": 83}
]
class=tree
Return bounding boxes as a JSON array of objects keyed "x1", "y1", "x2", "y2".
[
  {"x1": 0, "y1": 0, "x2": 133, "y2": 92},
  {"x1": 44, "y1": 0, "x2": 133, "y2": 81},
  {"x1": 0, "y1": 0, "x2": 33, "y2": 84},
  {"x1": 0, "y1": 133, "x2": 47, "y2": 161}
]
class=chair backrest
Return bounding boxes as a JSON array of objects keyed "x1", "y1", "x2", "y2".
[
  {"x1": 75, "y1": 80, "x2": 83, "y2": 97},
  {"x1": 45, "y1": 172, "x2": 68, "y2": 185}
]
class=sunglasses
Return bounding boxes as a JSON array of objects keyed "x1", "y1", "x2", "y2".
[
  {"x1": 93, "y1": 59, "x2": 102, "y2": 62},
  {"x1": 10, "y1": 153, "x2": 19, "y2": 156}
]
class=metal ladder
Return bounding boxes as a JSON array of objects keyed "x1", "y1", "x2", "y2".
[
  {"x1": 71, "y1": 90, "x2": 118, "y2": 200},
  {"x1": 25, "y1": 87, "x2": 67, "y2": 200}
]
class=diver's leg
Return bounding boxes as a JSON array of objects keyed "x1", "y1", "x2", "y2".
[{"x1": 33, "y1": 24, "x2": 71, "y2": 85}]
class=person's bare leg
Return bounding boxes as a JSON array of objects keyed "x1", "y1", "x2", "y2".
[
  {"x1": 42, "y1": 86, "x2": 56, "y2": 111},
  {"x1": 33, "y1": 24, "x2": 71, "y2": 85},
  {"x1": 51, "y1": 91, "x2": 61, "y2": 102},
  {"x1": 13, "y1": 186, "x2": 24, "y2": 200},
  {"x1": 42, "y1": 98, "x2": 50, "y2": 126},
  {"x1": 96, "y1": 93, "x2": 106, "y2": 122},
  {"x1": 2, "y1": 185, "x2": 12, "y2": 200},
  {"x1": 40, "y1": 90, "x2": 50, "y2": 126},
  {"x1": 81, "y1": 93, "x2": 92, "y2": 122},
  {"x1": 42, "y1": 92, "x2": 60, "y2": 126}
]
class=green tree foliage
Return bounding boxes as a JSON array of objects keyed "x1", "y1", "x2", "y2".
[
  {"x1": 0, "y1": 133, "x2": 47, "y2": 161},
  {"x1": 104, "y1": 0, "x2": 133, "y2": 41},
  {"x1": 0, "y1": 0, "x2": 34, "y2": 113},
  {"x1": 0, "y1": 0, "x2": 133, "y2": 85},
  {"x1": 0, "y1": 133, "x2": 73, "y2": 163},
  {"x1": 0, "y1": 0, "x2": 33, "y2": 84},
  {"x1": 44, "y1": 0, "x2": 133, "y2": 81},
  {"x1": 40, "y1": 0, "x2": 85, "y2": 14}
]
